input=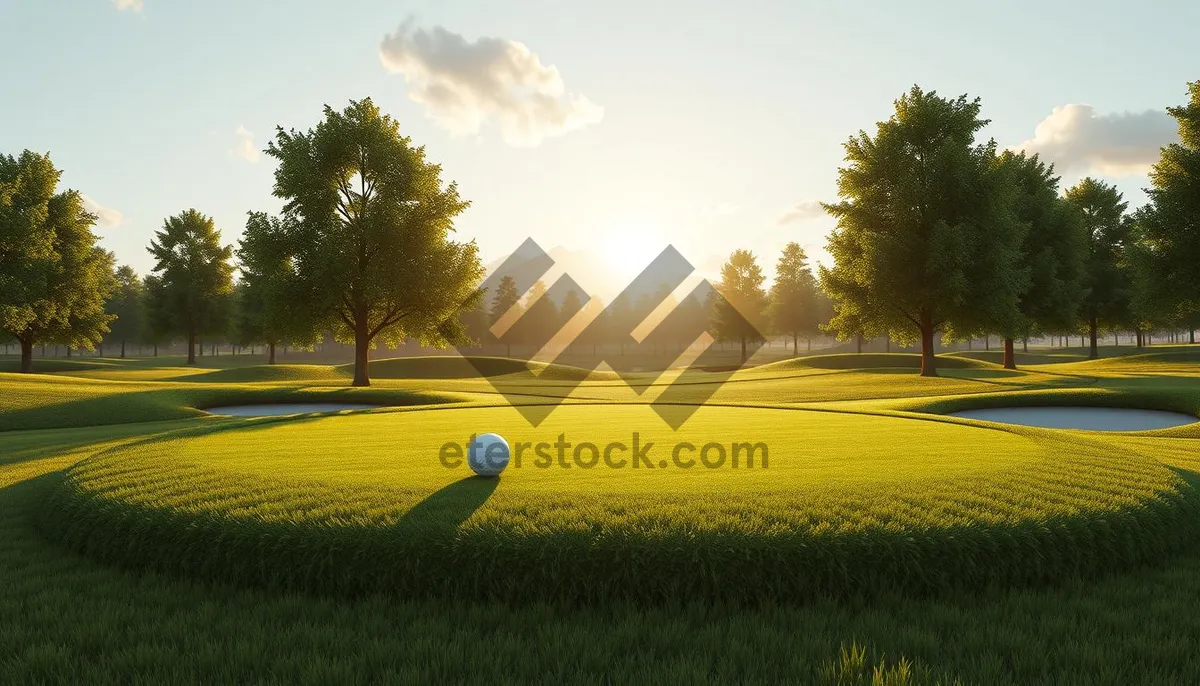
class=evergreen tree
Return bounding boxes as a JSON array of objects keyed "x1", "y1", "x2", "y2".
[
  {"x1": 145, "y1": 209, "x2": 235, "y2": 364},
  {"x1": 712, "y1": 249, "x2": 768, "y2": 363},
  {"x1": 768, "y1": 242, "x2": 821, "y2": 356}
]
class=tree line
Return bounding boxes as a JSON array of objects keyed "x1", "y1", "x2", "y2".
[{"x1": 4, "y1": 81, "x2": 1198, "y2": 380}]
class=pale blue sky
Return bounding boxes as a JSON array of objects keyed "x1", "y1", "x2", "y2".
[{"x1": 2, "y1": 0, "x2": 1196, "y2": 292}]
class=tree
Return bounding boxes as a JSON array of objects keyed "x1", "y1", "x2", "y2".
[
  {"x1": 518, "y1": 280, "x2": 558, "y2": 356},
  {"x1": 266, "y1": 98, "x2": 482, "y2": 386},
  {"x1": 768, "y1": 242, "x2": 821, "y2": 356},
  {"x1": 820, "y1": 86, "x2": 1027, "y2": 377},
  {"x1": 236, "y1": 211, "x2": 320, "y2": 364},
  {"x1": 458, "y1": 286, "x2": 491, "y2": 349},
  {"x1": 1063, "y1": 178, "x2": 1133, "y2": 360},
  {"x1": 145, "y1": 209, "x2": 235, "y2": 364},
  {"x1": 105, "y1": 265, "x2": 144, "y2": 358},
  {"x1": 560, "y1": 288, "x2": 583, "y2": 353},
  {"x1": 993, "y1": 152, "x2": 1087, "y2": 369},
  {"x1": 1138, "y1": 80, "x2": 1200, "y2": 339},
  {"x1": 490, "y1": 275, "x2": 522, "y2": 357},
  {"x1": 0, "y1": 151, "x2": 116, "y2": 372},
  {"x1": 712, "y1": 249, "x2": 768, "y2": 363}
]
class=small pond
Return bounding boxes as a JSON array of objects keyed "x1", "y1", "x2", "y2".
[
  {"x1": 948, "y1": 406, "x2": 1197, "y2": 432},
  {"x1": 204, "y1": 403, "x2": 383, "y2": 417}
]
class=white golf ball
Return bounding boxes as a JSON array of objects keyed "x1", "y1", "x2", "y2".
[{"x1": 468, "y1": 433, "x2": 510, "y2": 477}]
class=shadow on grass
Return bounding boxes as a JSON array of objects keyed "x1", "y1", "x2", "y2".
[{"x1": 391, "y1": 476, "x2": 499, "y2": 542}]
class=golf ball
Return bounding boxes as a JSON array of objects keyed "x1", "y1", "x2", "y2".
[{"x1": 468, "y1": 433, "x2": 510, "y2": 477}]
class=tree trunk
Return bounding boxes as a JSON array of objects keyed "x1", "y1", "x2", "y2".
[
  {"x1": 1002, "y1": 337, "x2": 1016, "y2": 370},
  {"x1": 120, "y1": 340, "x2": 126, "y2": 358},
  {"x1": 792, "y1": 332, "x2": 798, "y2": 358},
  {"x1": 352, "y1": 317, "x2": 371, "y2": 387},
  {"x1": 885, "y1": 335, "x2": 891, "y2": 353},
  {"x1": 740, "y1": 335, "x2": 747, "y2": 364},
  {"x1": 1135, "y1": 329, "x2": 1143, "y2": 348},
  {"x1": 855, "y1": 334, "x2": 863, "y2": 354},
  {"x1": 1191, "y1": 329, "x2": 1196, "y2": 344},
  {"x1": 187, "y1": 331, "x2": 197, "y2": 364},
  {"x1": 919, "y1": 311, "x2": 937, "y2": 377},
  {"x1": 98, "y1": 344, "x2": 103, "y2": 358},
  {"x1": 268, "y1": 342, "x2": 277, "y2": 365},
  {"x1": 153, "y1": 343, "x2": 158, "y2": 357},
  {"x1": 1022, "y1": 337, "x2": 1028, "y2": 353},
  {"x1": 66, "y1": 346, "x2": 72, "y2": 358},
  {"x1": 19, "y1": 338, "x2": 33, "y2": 374},
  {"x1": 1088, "y1": 315, "x2": 1099, "y2": 360},
  {"x1": 807, "y1": 337, "x2": 812, "y2": 352}
]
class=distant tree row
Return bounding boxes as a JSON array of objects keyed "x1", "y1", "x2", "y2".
[
  {"x1": 818, "y1": 81, "x2": 1200, "y2": 375},
  {"x1": 7, "y1": 81, "x2": 1197, "y2": 378}
]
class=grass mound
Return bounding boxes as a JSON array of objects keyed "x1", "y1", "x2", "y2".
[
  {"x1": 947, "y1": 350, "x2": 1083, "y2": 366},
  {"x1": 41, "y1": 404, "x2": 1200, "y2": 604},
  {"x1": 0, "y1": 373, "x2": 463, "y2": 431},
  {"x1": 758, "y1": 353, "x2": 990, "y2": 372},
  {"x1": 348, "y1": 355, "x2": 616, "y2": 381},
  {"x1": 0, "y1": 358, "x2": 116, "y2": 374},
  {"x1": 180, "y1": 364, "x2": 349, "y2": 384}
]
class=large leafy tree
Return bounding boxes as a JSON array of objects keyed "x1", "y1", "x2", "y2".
[
  {"x1": 768, "y1": 242, "x2": 821, "y2": 356},
  {"x1": 993, "y1": 152, "x2": 1087, "y2": 369},
  {"x1": 712, "y1": 249, "x2": 768, "y2": 363},
  {"x1": 145, "y1": 209, "x2": 235, "y2": 364},
  {"x1": 0, "y1": 150, "x2": 116, "y2": 372},
  {"x1": 820, "y1": 86, "x2": 1026, "y2": 377},
  {"x1": 1063, "y1": 178, "x2": 1133, "y2": 359},
  {"x1": 235, "y1": 211, "x2": 320, "y2": 364},
  {"x1": 105, "y1": 265, "x2": 144, "y2": 358},
  {"x1": 1138, "y1": 81, "x2": 1200, "y2": 338},
  {"x1": 266, "y1": 98, "x2": 482, "y2": 386}
]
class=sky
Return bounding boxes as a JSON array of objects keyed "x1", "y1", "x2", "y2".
[{"x1": 2, "y1": 0, "x2": 1197, "y2": 297}]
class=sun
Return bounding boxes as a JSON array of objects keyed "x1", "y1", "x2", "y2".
[{"x1": 598, "y1": 219, "x2": 669, "y2": 282}]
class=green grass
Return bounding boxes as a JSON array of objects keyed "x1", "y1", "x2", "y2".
[{"x1": 3, "y1": 346, "x2": 1200, "y2": 681}]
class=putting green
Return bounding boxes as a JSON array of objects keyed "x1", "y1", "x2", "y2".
[{"x1": 42, "y1": 403, "x2": 1200, "y2": 603}]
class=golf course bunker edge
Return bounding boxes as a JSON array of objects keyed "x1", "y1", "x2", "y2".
[
  {"x1": 204, "y1": 403, "x2": 384, "y2": 417},
  {"x1": 948, "y1": 406, "x2": 1198, "y2": 431}
]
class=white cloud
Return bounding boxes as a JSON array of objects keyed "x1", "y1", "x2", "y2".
[
  {"x1": 1013, "y1": 104, "x2": 1178, "y2": 176},
  {"x1": 233, "y1": 125, "x2": 259, "y2": 163},
  {"x1": 82, "y1": 195, "x2": 123, "y2": 228},
  {"x1": 774, "y1": 200, "x2": 826, "y2": 225},
  {"x1": 379, "y1": 19, "x2": 604, "y2": 147},
  {"x1": 112, "y1": 0, "x2": 143, "y2": 12}
]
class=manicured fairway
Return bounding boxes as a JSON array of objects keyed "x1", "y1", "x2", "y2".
[{"x1": 3, "y1": 348, "x2": 1200, "y2": 682}]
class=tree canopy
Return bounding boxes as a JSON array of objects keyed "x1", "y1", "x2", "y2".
[
  {"x1": 0, "y1": 150, "x2": 116, "y2": 372},
  {"x1": 712, "y1": 249, "x2": 768, "y2": 363},
  {"x1": 1063, "y1": 178, "x2": 1133, "y2": 359},
  {"x1": 1136, "y1": 81, "x2": 1200, "y2": 331},
  {"x1": 145, "y1": 209, "x2": 235, "y2": 364},
  {"x1": 105, "y1": 265, "x2": 145, "y2": 358},
  {"x1": 820, "y1": 86, "x2": 1027, "y2": 376},
  {"x1": 768, "y1": 242, "x2": 822, "y2": 355},
  {"x1": 235, "y1": 211, "x2": 320, "y2": 363},
  {"x1": 993, "y1": 151, "x2": 1087, "y2": 368},
  {"x1": 265, "y1": 97, "x2": 482, "y2": 386}
]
